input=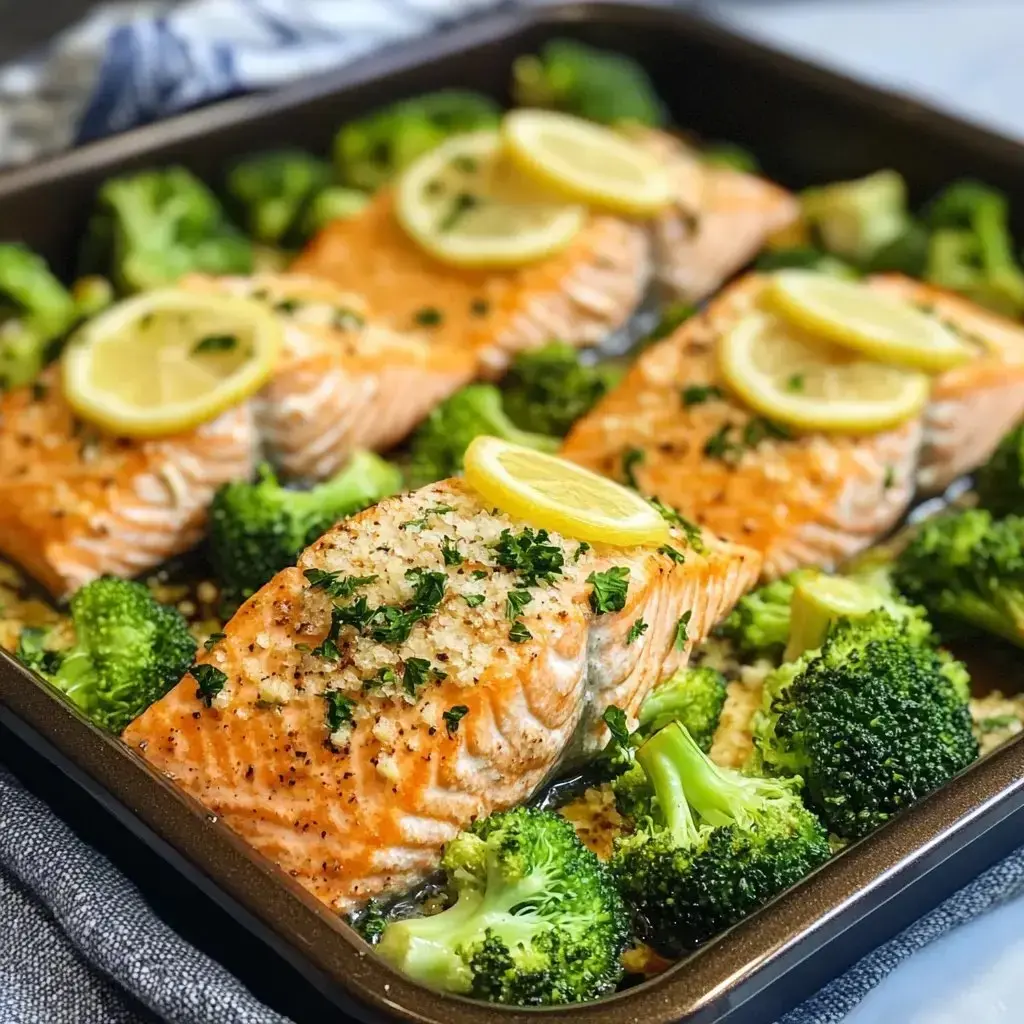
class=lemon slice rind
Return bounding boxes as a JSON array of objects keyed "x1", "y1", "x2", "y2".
[
  {"x1": 62, "y1": 288, "x2": 281, "y2": 438},
  {"x1": 719, "y1": 311, "x2": 931, "y2": 434},
  {"x1": 768, "y1": 270, "x2": 974, "y2": 373},
  {"x1": 395, "y1": 131, "x2": 586, "y2": 269},
  {"x1": 502, "y1": 109, "x2": 673, "y2": 217},
  {"x1": 464, "y1": 436, "x2": 671, "y2": 548}
]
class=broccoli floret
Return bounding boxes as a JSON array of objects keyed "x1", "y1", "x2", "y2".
[
  {"x1": 894, "y1": 509, "x2": 1024, "y2": 648},
  {"x1": 611, "y1": 723, "x2": 830, "y2": 955},
  {"x1": 225, "y1": 150, "x2": 334, "y2": 245},
  {"x1": 754, "y1": 246, "x2": 859, "y2": 278},
  {"x1": 78, "y1": 167, "x2": 253, "y2": 293},
  {"x1": 801, "y1": 170, "x2": 910, "y2": 264},
  {"x1": 0, "y1": 245, "x2": 77, "y2": 389},
  {"x1": 635, "y1": 666, "x2": 727, "y2": 753},
  {"x1": 702, "y1": 142, "x2": 760, "y2": 174},
  {"x1": 975, "y1": 424, "x2": 1024, "y2": 517},
  {"x1": 511, "y1": 39, "x2": 664, "y2": 127},
  {"x1": 15, "y1": 578, "x2": 196, "y2": 733},
  {"x1": 923, "y1": 181, "x2": 1024, "y2": 316},
  {"x1": 863, "y1": 220, "x2": 930, "y2": 276},
  {"x1": 377, "y1": 807, "x2": 629, "y2": 1005},
  {"x1": 334, "y1": 91, "x2": 500, "y2": 192},
  {"x1": 754, "y1": 613, "x2": 977, "y2": 840},
  {"x1": 501, "y1": 343, "x2": 621, "y2": 437},
  {"x1": 209, "y1": 451, "x2": 401, "y2": 605},
  {"x1": 718, "y1": 570, "x2": 815, "y2": 660},
  {"x1": 299, "y1": 186, "x2": 370, "y2": 240},
  {"x1": 407, "y1": 384, "x2": 559, "y2": 487}
]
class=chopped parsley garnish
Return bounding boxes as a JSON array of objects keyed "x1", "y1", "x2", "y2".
[
  {"x1": 463, "y1": 593, "x2": 485, "y2": 608},
  {"x1": 193, "y1": 333, "x2": 237, "y2": 355},
  {"x1": 311, "y1": 635, "x2": 340, "y2": 661},
  {"x1": 440, "y1": 536, "x2": 463, "y2": 566},
  {"x1": 587, "y1": 567, "x2": 630, "y2": 614},
  {"x1": 203, "y1": 632, "x2": 227, "y2": 652},
  {"x1": 574, "y1": 542, "x2": 591, "y2": 563},
  {"x1": 658, "y1": 544, "x2": 686, "y2": 564},
  {"x1": 452, "y1": 155, "x2": 479, "y2": 173},
  {"x1": 786, "y1": 373, "x2": 805, "y2": 393},
  {"x1": 674, "y1": 610, "x2": 692, "y2": 650},
  {"x1": 681, "y1": 383, "x2": 723, "y2": 407},
  {"x1": 414, "y1": 306, "x2": 444, "y2": 327},
  {"x1": 190, "y1": 664, "x2": 228, "y2": 706},
  {"x1": 30, "y1": 380, "x2": 49, "y2": 402},
  {"x1": 505, "y1": 589, "x2": 532, "y2": 621},
  {"x1": 493, "y1": 528, "x2": 565, "y2": 587},
  {"x1": 703, "y1": 424, "x2": 734, "y2": 459},
  {"x1": 471, "y1": 569, "x2": 489, "y2": 580},
  {"x1": 978, "y1": 714, "x2": 1021, "y2": 734},
  {"x1": 334, "y1": 596, "x2": 373, "y2": 631},
  {"x1": 742, "y1": 417, "x2": 791, "y2": 447},
  {"x1": 324, "y1": 689, "x2": 356, "y2": 732},
  {"x1": 443, "y1": 705, "x2": 470, "y2": 736},
  {"x1": 333, "y1": 307, "x2": 365, "y2": 331},
  {"x1": 400, "y1": 505, "x2": 456, "y2": 531},
  {"x1": 626, "y1": 618, "x2": 648, "y2": 645},
  {"x1": 403, "y1": 657, "x2": 446, "y2": 698},
  {"x1": 399, "y1": 518, "x2": 428, "y2": 532},
  {"x1": 470, "y1": 298, "x2": 490, "y2": 317},
  {"x1": 303, "y1": 568, "x2": 378, "y2": 599},
  {"x1": 438, "y1": 192, "x2": 480, "y2": 232},
  {"x1": 649, "y1": 497, "x2": 705, "y2": 553},
  {"x1": 648, "y1": 302, "x2": 696, "y2": 342},
  {"x1": 274, "y1": 298, "x2": 300, "y2": 315},
  {"x1": 622, "y1": 447, "x2": 645, "y2": 489},
  {"x1": 602, "y1": 705, "x2": 630, "y2": 748},
  {"x1": 883, "y1": 465, "x2": 895, "y2": 490},
  {"x1": 508, "y1": 620, "x2": 532, "y2": 643},
  {"x1": 362, "y1": 667, "x2": 397, "y2": 692},
  {"x1": 428, "y1": 504, "x2": 456, "y2": 515},
  {"x1": 703, "y1": 418, "x2": 791, "y2": 461}
]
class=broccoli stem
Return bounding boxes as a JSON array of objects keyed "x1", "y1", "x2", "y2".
[
  {"x1": 785, "y1": 574, "x2": 885, "y2": 662},
  {"x1": 289, "y1": 450, "x2": 402, "y2": 525},
  {"x1": 634, "y1": 725, "x2": 700, "y2": 845},
  {"x1": 951, "y1": 591, "x2": 1024, "y2": 647}
]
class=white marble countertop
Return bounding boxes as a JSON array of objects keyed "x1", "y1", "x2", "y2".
[{"x1": 701, "y1": 4, "x2": 1024, "y2": 1020}]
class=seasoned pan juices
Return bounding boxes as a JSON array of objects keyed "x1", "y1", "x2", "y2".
[{"x1": 3, "y1": 36, "x2": 1024, "y2": 1008}]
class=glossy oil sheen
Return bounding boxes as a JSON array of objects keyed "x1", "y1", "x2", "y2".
[{"x1": 1, "y1": 5, "x2": 1024, "y2": 1023}]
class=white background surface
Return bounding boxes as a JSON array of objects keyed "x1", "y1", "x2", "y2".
[{"x1": 704, "y1": 2, "x2": 1024, "y2": 1020}]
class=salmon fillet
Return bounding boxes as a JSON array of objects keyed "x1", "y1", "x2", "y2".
[
  {"x1": 182, "y1": 273, "x2": 476, "y2": 480},
  {"x1": 561, "y1": 275, "x2": 923, "y2": 579},
  {"x1": 291, "y1": 191, "x2": 651, "y2": 377},
  {"x1": 123, "y1": 479, "x2": 759, "y2": 911},
  {"x1": 869, "y1": 274, "x2": 1024, "y2": 493},
  {"x1": 636, "y1": 130, "x2": 800, "y2": 302},
  {"x1": 0, "y1": 368, "x2": 256, "y2": 599}
]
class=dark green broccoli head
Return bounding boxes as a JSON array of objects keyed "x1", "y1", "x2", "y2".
[
  {"x1": 407, "y1": 383, "x2": 559, "y2": 487},
  {"x1": 511, "y1": 39, "x2": 664, "y2": 127},
  {"x1": 894, "y1": 509, "x2": 1024, "y2": 648},
  {"x1": 334, "y1": 90, "x2": 501, "y2": 192},
  {"x1": 975, "y1": 424, "x2": 1024, "y2": 518},
  {"x1": 718, "y1": 570, "x2": 814, "y2": 660},
  {"x1": 636, "y1": 665, "x2": 727, "y2": 752},
  {"x1": 225, "y1": 150, "x2": 334, "y2": 245},
  {"x1": 0, "y1": 244, "x2": 78, "y2": 389},
  {"x1": 755, "y1": 613, "x2": 977, "y2": 840},
  {"x1": 16, "y1": 577, "x2": 196, "y2": 733},
  {"x1": 611, "y1": 723, "x2": 830, "y2": 955},
  {"x1": 501, "y1": 343, "x2": 620, "y2": 437},
  {"x1": 376, "y1": 806, "x2": 629, "y2": 1005},
  {"x1": 209, "y1": 452, "x2": 401, "y2": 606},
  {"x1": 79, "y1": 167, "x2": 253, "y2": 293}
]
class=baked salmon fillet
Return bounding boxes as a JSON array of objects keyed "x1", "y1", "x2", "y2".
[
  {"x1": 123, "y1": 479, "x2": 759, "y2": 911},
  {"x1": 869, "y1": 274, "x2": 1024, "y2": 493},
  {"x1": 636, "y1": 130, "x2": 800, "y2": 302},
  {"x1": 182, "y1": 273, "x2": 476, "y2": 480},
  {"x1": 561, "y1": 275, "x2": 924, "y2": 579},
  {"x1": 291, "y1": 191, "x2": 651, "y2": 377},
  {"x1": 0, "y1": 368, "x2": 256, "y2": 599}
]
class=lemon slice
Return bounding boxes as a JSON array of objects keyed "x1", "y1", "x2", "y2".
[
  {"x1": 62, "y1": 289, "x2": 282, "y2": 437},
  {"x1": 502, "y1": 110, "x2": 673, "y2": 217},
  {"x1": 395, "y1": 130, "x2": 585, "y2": 268},
  {"x1": 464, "y1": 436, "x2": 670, "y2": 548},
  {"x1": 719, "y1": 311, "x2": 930, "y2": 433},
  {"x1": 769, "y1": 270, "x2": 973, "y2": 372}
]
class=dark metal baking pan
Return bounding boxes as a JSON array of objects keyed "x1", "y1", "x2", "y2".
[{"x1": 2, "y1": 4, "x2": 1024, "y2": 1023}]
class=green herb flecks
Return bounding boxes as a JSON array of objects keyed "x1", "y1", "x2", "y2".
[
  {"x1": 493, "y1": 527, "x2": 565, "y2": 587},
  {"x1": 193, "y1": 333, "x2": 237, "y2": 355},
  {"x1": 303, "y1": 568, "x2": 379, "y2": 600},
  {"x1": 587, "y1": 567, "x2": 630, "y2": 614},
  {"x1": 622, "y1": 447, "x2": 645, "y2": 490},
  {"x1": 681, "y1": 383, "x2": 723, "y2": 407},
  {"x1": 443, "y1": 705, "x2": 470, "y2": 736},
  {"x1": 626, "y1": 618, "x2": 648, "y2": 645},
  {"x1": 508, "y1": 620, "x2": 532, "y2": 643},
  {"x1": 324, "y1": 689, "x2": 356, "y2": 733},
  {"x1": 191, "y1": 663, "x2": 228, "y2": 706},
  {"x1": 674, "y1": 610, "x2": 692, "y2": 650}
]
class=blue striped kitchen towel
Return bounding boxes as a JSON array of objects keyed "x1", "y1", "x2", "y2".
[{"x1": 1, "y1": 2, "x2": 1024, "y2": 1023}]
